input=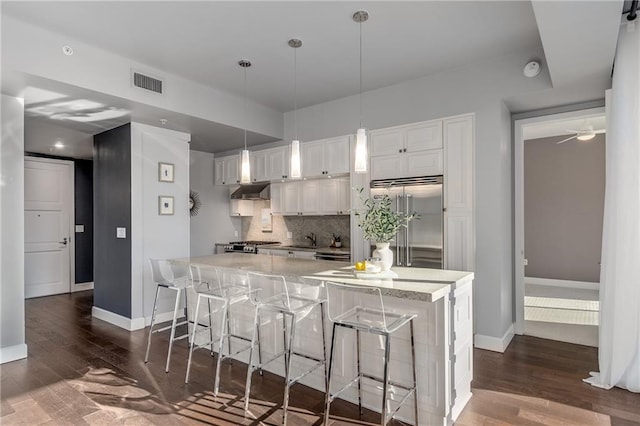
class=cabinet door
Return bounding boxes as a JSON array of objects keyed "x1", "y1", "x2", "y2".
[
  {"x1": 406, "y1": 149, "x2": 443, "y2": 177},
  {"x1": 229, "y1": 199, "x2": 254, "y2": 216},
  {"x1": 282, "y1": 181, "x2": 301, "y2": 215},
  {"x1": 251, "y1": 151, "x2": 268, "y2": 183},
  {"x1": 338, "y1": 177, "x2": 351, "y2": 214},
  {"x1": 301, "y1": 141, "x2": 325, "y2": 177},
  {"x1": 324, "y1": 137, "x2": 350, "y2": 175},
  {"x1": 223, "y1": 156, "x2": 240, "y2": 185},
  {"x1": 406, "y1": 120, "x2": 443, "y2": 152},
  {"x1": 301, "y1": 180, "x2": 320, "y2": 214},
  {"x1": 370, "y1": 128, "x2": 404, "y2": 156},
  {"x1": 214, "y1": 158, "x2": 225, "y2": 185},
  {"x1": 444, "y1": 116, "x2": 473, "y2": 211},
  {"x1": 270, "y1": 182, "x2": 283, "y2": 214},
  {"x1": 266, "y1": 146, "x2": 289, "y2": 180},
  {"x1": 370, "y1": 154, "x2": 405, "y2": 180},
  {"x1": 320, "y1": 179, "x2": 340, "y2": 214}
]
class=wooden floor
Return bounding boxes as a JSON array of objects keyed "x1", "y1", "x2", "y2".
[{"x1": 1, "y1": 291, "x2": 639, "y2": 425}]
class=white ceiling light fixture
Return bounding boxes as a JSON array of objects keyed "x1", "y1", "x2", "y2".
[
  {"x1": 289, "y1": 38, "x2": 302, "y2": 180},
  {"x1": 353, "y1": 10, "x2": 369, "y2": 174},
  {"x1": 54, "y1": 140, "x2": 65, "y2": 149},
  {"x1": 523, "y1": 60, "x2": 541, "y2": 77},
  {"x1": 239, "y1": 59, "x2": 252, "y2": 184},
  {"x1": 62, "y1": 45, "x2": 74, "y2": 56}
]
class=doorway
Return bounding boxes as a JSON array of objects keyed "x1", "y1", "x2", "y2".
[
  {"x1": 514, "y1": 107, "x2": 605, "y2": 347},
  {"x1": 24, "y1": 156, "x2": 75, "y2": 298}
]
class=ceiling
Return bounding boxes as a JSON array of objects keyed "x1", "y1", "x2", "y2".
[{"x1": 1, "y1": 1, "x2": 623, "y2": 158}]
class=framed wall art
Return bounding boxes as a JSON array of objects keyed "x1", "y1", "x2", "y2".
[
  {"x1": 158, "y1": 196, "x2": 174, "y2": 215},
  {"x1": 158, "y1": 162, "x2": 174, "y2": 182}
]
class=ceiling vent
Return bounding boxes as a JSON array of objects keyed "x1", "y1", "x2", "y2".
[{"x1": 132, "y1": 70, "x2": 163, "y2": 94}]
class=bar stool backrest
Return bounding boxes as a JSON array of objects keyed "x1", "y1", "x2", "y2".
[
  {"x1": 149, "y1": 258, "x2": 189, "y2": 287},
  {"x1": 325, "y1": 281, "x2": 390, "y2": 333},
  {"x1": 246, "y1": 272, "x2": 290, "y2": 309},
  {"x1": 189, "y1": 264, "x2": 221, "y2": 292}
]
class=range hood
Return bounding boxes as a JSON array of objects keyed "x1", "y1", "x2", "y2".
[{"x1": 230, "y1": 183, "x2": 270, "y2": 200}]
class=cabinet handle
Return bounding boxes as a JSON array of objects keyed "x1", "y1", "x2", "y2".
[
  {"x1": 236, "y1": 180, "x2": 240, "y2": 183},
  {"x1": 404, "y1": 148, "x2": 407, "y2": 152},
  {"x1": 222, "y1": 181, "x2": 226, "y2": 184},
  {"x1": 399, "y1": 149, "x2": 402, "y2": 153}
]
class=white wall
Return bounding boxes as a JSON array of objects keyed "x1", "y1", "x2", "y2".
[
  {"x1": 130, "y1": 123, "x2": 191, "y2": 325},
  {"x1": 1, "y1": 94, "x2": 27, "y2": 363},
  {"x1": 284, "y1": 48, "x2": 553, "y2": 349},
  {"x1": 190, "y1": 150, "x2": 240, "y2": 255},
  {"x1": 3, "y1": 16, "x2": 283, "y2": 140}
]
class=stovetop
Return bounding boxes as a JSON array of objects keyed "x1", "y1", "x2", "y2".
[{"x1": 224, "y1": 241, "x2": 280, "y2": 254}]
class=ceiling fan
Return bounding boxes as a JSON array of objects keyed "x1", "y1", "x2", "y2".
[{"x1": 556, "y1": 125, "x2": 605, "y2": 144}]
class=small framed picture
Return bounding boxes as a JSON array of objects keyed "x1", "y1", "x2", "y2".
[
  {"x1": 158, "y1": 162, "x2": 174, "y2": 182},
  {"x1": 158, "y1": 196, "x2": 174, "y2": 215}
]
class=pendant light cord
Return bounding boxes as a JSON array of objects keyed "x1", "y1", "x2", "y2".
[
  {"x1": 243, "y1": 65, "x2": 247, "y2": 150},
  {"x1": 294, "y1": 46, "x2": 298, "y2": 141},
  {"x1": 359, "y1": 19, "x2": 363, "y2": 129}
]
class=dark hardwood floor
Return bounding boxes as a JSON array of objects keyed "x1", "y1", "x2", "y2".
[{"x1": 1, "y1": 291, "x2": 638, "y2": 425}]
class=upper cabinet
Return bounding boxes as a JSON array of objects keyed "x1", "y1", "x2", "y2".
[
  {"x1": 214, "y1": 154, "x2": 240, "y2": 185},
  {"x1": 251, "y1": 146, "x2": 289, "y2": 182},
  {"x1": 301, "y1": 136, "x2": 350, "y2": 178},
  {"x1": 370, "y1": 120, "x2": 443, "y2": 180},
  {"x1": 271, "y1": 177, "x2": 349, "y2": 216}
]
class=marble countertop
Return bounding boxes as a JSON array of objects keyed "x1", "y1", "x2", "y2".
[
  {"x1": 179, "y1": 253, "x2": 473, "y2": 302},
  {"x1": 267, "y1": 245, "x2": 350, "y2": 254}
]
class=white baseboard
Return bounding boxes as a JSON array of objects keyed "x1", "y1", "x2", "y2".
[
  {"x1": 0, "y1": 343, "x2": 28, "y2": 364},
  {"x1": 73, "y1": 281, "x2": 94, "y2": 292},
  {"x1": 474, "y1": 323, "x2": 514, "y2": 353},
  {"x1": 92, "y1": 306, "x2": 145, "y2": 331},
  {"x1": 525, "y1": 277, "x2": 599, "y2": 291}
]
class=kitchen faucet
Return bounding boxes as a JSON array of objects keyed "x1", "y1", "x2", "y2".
[{"x1": 305, "y1": 232, "x2": 317, "y2": 247}]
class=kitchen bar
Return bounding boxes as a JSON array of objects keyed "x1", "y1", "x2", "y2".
[{"x1": 178, "y1": 253, "x2": 474, "y2": 425}]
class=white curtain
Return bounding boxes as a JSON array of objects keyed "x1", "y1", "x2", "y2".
[{"x1": 584, "y1": 19, "x2": 640, "y2": 392}]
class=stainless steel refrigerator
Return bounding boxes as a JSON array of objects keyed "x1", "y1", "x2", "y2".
[{"x1": 370, "y1": 175, "x2": 443, "y2": 269}]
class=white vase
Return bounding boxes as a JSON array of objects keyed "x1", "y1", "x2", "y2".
[{"x1": 372, "y1": 242, "x2": 393, "y2": 272}]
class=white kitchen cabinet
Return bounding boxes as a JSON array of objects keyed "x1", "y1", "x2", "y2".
[
  {"x1": 301, "y1": 136, "x2": 350, "y2": 178},
  {"x1": 214, "y1": 155, "x2": 240, "y2": 185},
  {"x1": 228, "y1": 187, "x2": 254, "y2": 216},
  {"x1": 443, "y1": 114, "x2": 474, "y2": 272},
  {"x1": 271, "y1": 177, "x2": 349, "y2": 216},
  {"x1": 251, "y1": 146, "x2": 289, "y2": 182},
  {"x1": 370, "y1": 120, "x2": 443, "y2": 180}
]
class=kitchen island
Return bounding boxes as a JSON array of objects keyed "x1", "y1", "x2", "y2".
[{"x1": 181, "y1": 253, "x2": 474, "y2": 425}]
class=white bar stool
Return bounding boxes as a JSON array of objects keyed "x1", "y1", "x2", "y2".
[
  {"x1": 323, "y1": 281, "x2": 418, "y2": 426},
  {"x1": 244, "y1": 272, "x2": 328, "y2": 424},
  {"x1": 144, "y1": 258, "x2": 192, "y2": 373},
  {"x1": 185, "y1": 265, "x2": 259, "y2": 397}
]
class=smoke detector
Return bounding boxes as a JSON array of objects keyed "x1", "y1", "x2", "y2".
[{"x1": 523, "y1": 60, "x2": 541, "y2": 77}]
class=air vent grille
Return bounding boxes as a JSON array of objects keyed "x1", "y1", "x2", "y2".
[
  {"x1": 133, "y1": 72, "x2": 163, "y2": 94},
  {"x1": 371, "y1": 175, "x2": 443, "y2": 188}
]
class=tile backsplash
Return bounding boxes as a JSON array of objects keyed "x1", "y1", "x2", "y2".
[{"x1": 242, "y1": 201, "x2": 350, "y2": 247}]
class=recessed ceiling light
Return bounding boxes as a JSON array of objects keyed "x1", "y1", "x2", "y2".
[
  {"x1": 62, "y1": 45, "x2": 74, "y2": 56},
  {"x1": 54, "y1": 141, "x2": 64, "y2": 149},
  {"x1": 523, "y1": 60, "x2": 541, "y2": 77}
]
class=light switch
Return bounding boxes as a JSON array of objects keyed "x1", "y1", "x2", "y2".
[
  {"x1": 75, "y1": 225, "x2": 85, "y2": 233},
  {"x1": 116, "y1": 227, "x2": 127, "y2": 239}
]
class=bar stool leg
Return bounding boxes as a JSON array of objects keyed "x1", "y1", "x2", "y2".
[
  {"x1": 324, "y1": 322, "x2": 338, "y2": 426},
  {"x1": 282, "y1": 313, "x2": 296, "y2": 424},
  {"x1": 256, "y1": 312, "x2": 264, "y2": 376},
  {"x1": 207, "y1": 297, "x2": 214, "y2": 355},
  {"x1": 380, "y1": 333, "x2": 391, "y2": 426},
  {"x1": 226, "y1": 308, "x2": 233, "y2": 363},
  {"x1": 214, "y1": 301, "x2": 229, "y2": 397},
  {"x1": 244, "y1": 307, "x2": 260, "y2": 413},
  {"x1": 320, "y1": 302, "x2": 328, "y2": 392},
  {"x1": 282, "y1": 313, "x2": 289, "y2": 378},
  {"x1": 145, "y1": 285, "x2": 162, "y2": 363},
  {"x1": 356, "y1": 328, "x2": 363, "y2": 416},
  {"x1": 410, "y1": 319, "x2": 419, "y2": 425},
  {"x1": 165, "y1": 287, "x2": 181, "y2": 373},
  {"x1": 185, "y1": 294, "x2": 203, "y2": 383}
]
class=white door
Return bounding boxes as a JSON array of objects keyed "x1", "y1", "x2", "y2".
[{"x1": 24, "y1": 158, "x2": 74, "y2": 298}]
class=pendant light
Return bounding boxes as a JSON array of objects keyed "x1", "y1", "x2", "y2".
[
  {"x1": 239, "y1": 59, "x2": 252, "y2": 184},
  {"x1": 289, "y1": 38, "x2": 302, "y2": 179},
  {"x1": 353, "y1": 10, "x2": 369, "y2": 174}
]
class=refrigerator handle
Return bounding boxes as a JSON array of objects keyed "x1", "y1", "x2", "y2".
[
  {"x1": 396, "y1": 194, "x2": 402, "y2": 266},
  {"x1": 406, "y1": 194, "x2": 412, "y2": 267}
]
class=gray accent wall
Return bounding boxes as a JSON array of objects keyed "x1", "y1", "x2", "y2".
[
  {"x1": 524, "y1": 133, "x2": 605, "y2": 282},
  {"x1": 94, "y1": 124, "x2": 132, "y2": 318},
  {"x1": 74, "y1": 159, "x2": 93, "y2": 283}
]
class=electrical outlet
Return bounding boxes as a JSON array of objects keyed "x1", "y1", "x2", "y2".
[
  {"x1": 523, "y1": 258, "x2": 528, "y2": 266},
  {"x1": 116, "y1": 227, "x2": 126, "y2": 239},
  {"x1": 286, "y1": 231, "x2": 292, "y2": 239},
  {"x1": 234, "y1": 230, "x2": 239, "y2": 237}
]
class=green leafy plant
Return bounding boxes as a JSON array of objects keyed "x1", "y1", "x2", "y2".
[{"x1": 353, "y1": 187, "x2": 417, "y2": 243}]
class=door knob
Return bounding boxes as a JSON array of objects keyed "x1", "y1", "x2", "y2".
[{"x1": 59, "y1": 237, "x2": 68, "y2": 245}]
